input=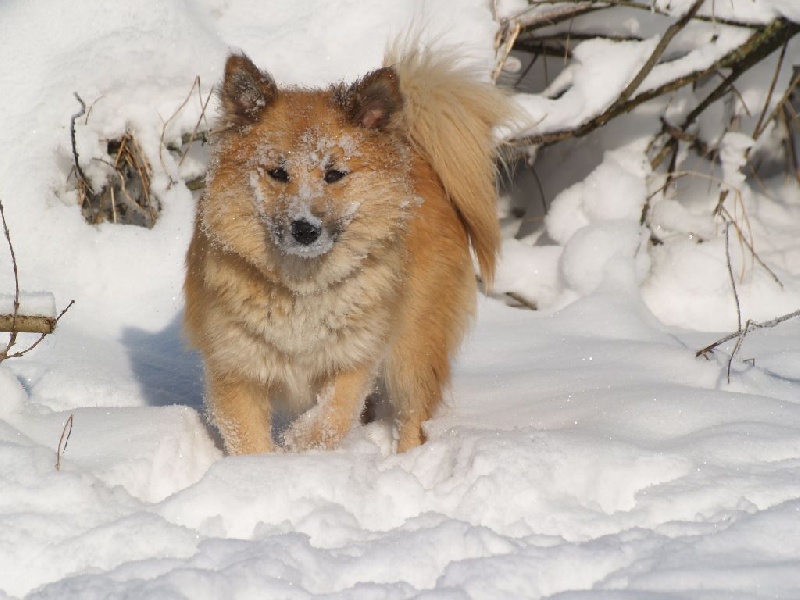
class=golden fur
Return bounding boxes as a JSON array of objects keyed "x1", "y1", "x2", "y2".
[{"x1": 184, "y1": 44, "x2": 514, "y2": 454}]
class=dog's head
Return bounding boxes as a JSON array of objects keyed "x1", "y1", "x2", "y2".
[{"x1": 202, "y1": 53, "x2": 417, "y2": 292}]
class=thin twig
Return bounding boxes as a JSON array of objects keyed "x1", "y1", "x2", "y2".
[
  {"x1": 751, "y1": 35, "x2": 789, "y2": 141},
  {"x1": 721, "y1": 219, "x2": 743, "y2": 383},
  {"x1": 696, "y1": 309, "x2": 800, "y2": 358},
  {"x1": 159, "y1": 76, "x2": 201, "y2": 186},
  {"x1": 494, "y1": 22, "x2": 521, "y2": 82},
  {"x1": 178, "y1": 85, "x2": 214, "y2": 168},
  {"x1": 785, "y1": 102, "x2": 800, "y2": 184},
  {"x1": 506, "y1": 291, "x2": 538, "y2": 310},
  {"x1": 718, "y1": 204, "x2": 783, "y2": 288},
  {"x1": 503, "y1": 2, "x2": 595, "y2": 31},
  {"x1": 56, "y1": 414, "x2": 74, "y2": 472},
  {"x1": 723, "y1": 217, "x2": 742, "y2": 331}
]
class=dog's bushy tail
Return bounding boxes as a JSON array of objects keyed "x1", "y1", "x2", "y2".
[{"x1": 385, "y1": 42, "x2": 515, "y2": 289}]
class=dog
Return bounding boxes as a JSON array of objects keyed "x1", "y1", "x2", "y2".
[{"x1": 184, "y1": 42, "x2": 514, "y2": 454}]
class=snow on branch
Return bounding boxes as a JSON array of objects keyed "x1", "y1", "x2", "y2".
[{"x1": 502, "y1": 6, "x2": 799, "y2": 150}]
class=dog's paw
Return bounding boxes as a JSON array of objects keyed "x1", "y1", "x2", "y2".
[{"x1": 282, "y1": 412, "x2": 343, "y2": 451}]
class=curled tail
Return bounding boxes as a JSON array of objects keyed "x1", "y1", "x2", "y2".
[{"x1": 385, "y1": 43, "x2": 515, "y2": 289}]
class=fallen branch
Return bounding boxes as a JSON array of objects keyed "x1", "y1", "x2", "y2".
[{"x1": 0, "y1": 314, "x2": 55, "y2": 334}]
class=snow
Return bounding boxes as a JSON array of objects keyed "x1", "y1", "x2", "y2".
[
  {"x1": 1, "y1": 0, "x2": 800, "y2": 598},
  {"x1": 0, "y1": 293, "x2": 55, "y2": 319}
]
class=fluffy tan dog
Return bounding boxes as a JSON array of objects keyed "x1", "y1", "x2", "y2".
[{"x1": 184, "y1": 44, "x2": 514, "y2": 454}]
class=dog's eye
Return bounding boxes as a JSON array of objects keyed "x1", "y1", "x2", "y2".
[
  {"x1": 267, "y1": 167, "x2": 289, "y2": 182},
  {"x1": 324, "y1": 169, "x2": 347, "y2": 184}
]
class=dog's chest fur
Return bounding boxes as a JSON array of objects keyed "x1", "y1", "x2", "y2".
[{"x1": 202, "y1": 243, "x2": 403, "y2": 392}]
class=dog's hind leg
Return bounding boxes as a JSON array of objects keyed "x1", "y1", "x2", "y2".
[{"x1": 385, "y1": 349, "x2": 448, "y2": 452}]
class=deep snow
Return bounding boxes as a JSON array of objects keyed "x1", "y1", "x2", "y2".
[{"x1": 1, "y1": 0, "x2": 800, "y2": 598}]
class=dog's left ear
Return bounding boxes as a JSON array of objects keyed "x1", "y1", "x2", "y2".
[
  {"x1": 220, "y1": 53, "x2": 278, "y2": 127},
  {"x1": 341, "y1": 67, "x2": 403, "y2": 130}
]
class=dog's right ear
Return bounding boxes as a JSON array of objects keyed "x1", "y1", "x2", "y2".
[
  {"x1": 220, "y1": 53, "x2": 278, "y2": 126},
  {"x1": 339, "y1": 67, "x2": 403, "y2": 130}
]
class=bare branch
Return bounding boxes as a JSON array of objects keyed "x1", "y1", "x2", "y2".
[
  {"x1": 509, "y1": 18, "x2": 800, "y2": 150},
  {"x1": 0, "y1": 300, "x2": 75, "y2": 362},
  {"x1": 696, "y1": 309, "x2": 800, "y2": 359}
]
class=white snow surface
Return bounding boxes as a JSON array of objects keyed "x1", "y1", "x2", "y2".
[{"x1": 1, "y1": 1, "x2": 800, "y2": 598}]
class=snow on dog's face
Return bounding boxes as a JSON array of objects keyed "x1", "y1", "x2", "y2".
[{"x1": 203, "y1": 54, "x2": 416, "y2": 292}]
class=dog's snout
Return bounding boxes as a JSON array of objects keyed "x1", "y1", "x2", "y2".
[{"x1": 291, "y1": 219, "x2": 322, "y2": 246}]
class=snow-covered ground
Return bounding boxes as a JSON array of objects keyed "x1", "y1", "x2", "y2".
[{"x1": 1, "y1": 0, "x2": 799, "y2": 598}]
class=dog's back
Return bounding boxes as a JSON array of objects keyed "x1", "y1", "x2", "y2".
[{"x1": 184, "y1": 44, "x2": 514, "y2": 454}]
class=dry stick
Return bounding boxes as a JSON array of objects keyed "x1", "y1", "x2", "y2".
[
  {"x1": 128, "y1": 132, "x2": 153, "y2": 208},
  {"x1": 71, "y1": 93, "x2": 94, "y2": 195},
  {"x1": 178, "y1": 85, "x2": 214, "y2": 168},
  {"x1": 56, "y1": 413, "x2": 74, "y2": 472},
  {"x1": 83, "y1": 95, "x2": 102, "y2": 125},
  {"x1": 696, "y1": 309, "x2": 800, "y2": 358},
  {"x1": 716, "y1": 181, "x2": 752, "y2": 282},
  {"x1": 0, "y1": 315, "x2": 56, "y2": 334},
  {"x1": 682, "y1": 170, "x2": 782, "y2": 288},
  {"x1": 506, "y1": 291, "x2": 538, "y2": 310},
  {"x1": 0, "y1": 194, "x2": 20, "y2": 357},
  {"x1": 159, "y1": 76, "x2": 201, "y2": 186},
  {"x1": 494, "y1": 22, "x2": 521, "y2": 82},
  {"x1": 520, "y1": 31, "x2": 643, "y2": 43},
  {"x1": 644, "y1": 169, "x2": 782, "y2": 288},
  {"x1": 756, "y1": 70, "x2": 800, "y2": 142},
  {"x1": 751, "y1": 36, "x2": 789, "y2": 142},
  {"x1": 722, "y1": 219, "x2": 743, "y2": 383},
  {"x1": 785, "y1": 103, "x2": 800, "y2": 184},
  {"x1": 718, "y1": 205, "x2": 783, "y2": 287}
]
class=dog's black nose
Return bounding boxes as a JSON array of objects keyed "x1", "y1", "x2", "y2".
[{"x1": 290, "y1": 219, "x2": 322, "y2": 246}]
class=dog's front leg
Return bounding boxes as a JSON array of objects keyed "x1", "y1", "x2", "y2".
[
  {"x1": 283, "y1": 365, "x2": 374, "y2": 451},
  {"x1": 206, "y1": 372, "x2": 274, "y2": 455}
]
